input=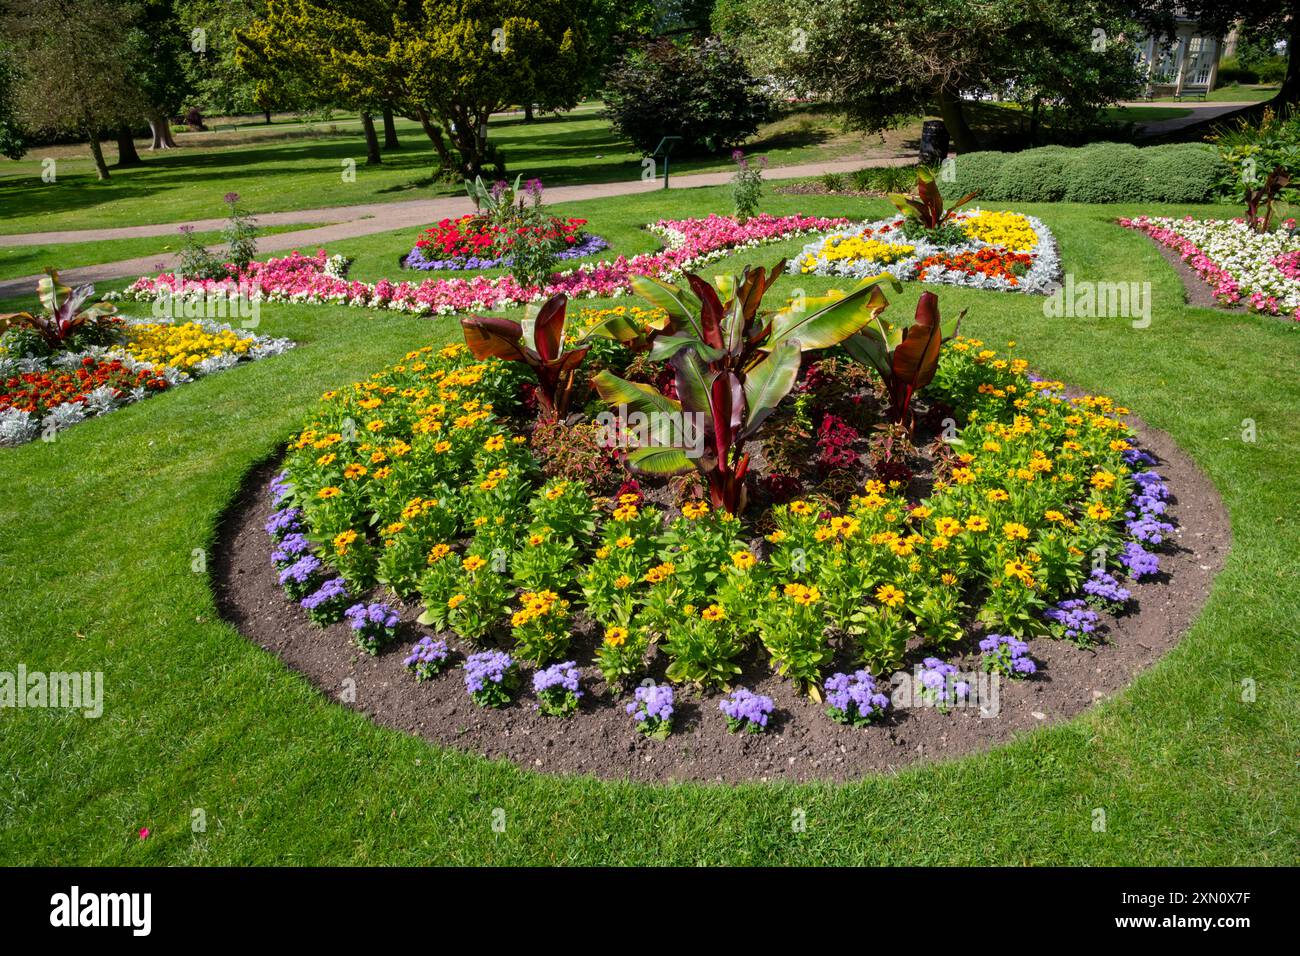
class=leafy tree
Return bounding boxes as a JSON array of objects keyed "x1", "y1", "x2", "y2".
[
  {"x1": 178, "y1": 0, "x2": 310, "y2": 118},
  {"x1": 123, "y1": 0, "x2": 194, "y2": 150},
  {"x1": 717, "y1": 0, "x2": 1144, "y2": 153},
  {"x1": 4, "y1": 0, "x2": 146, "y2": 179},
  {"x1": 241, "y1": 0, "x2": 592, "y2": 179},
  {"x1": 603, "y1": 37, "x2": 773, "y2": 156},
  {"x1": 0, "y1": 39, "x2": 27, "y2": 161}
]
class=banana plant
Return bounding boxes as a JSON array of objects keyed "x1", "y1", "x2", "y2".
[
  {"x1": 888, "y1": 166, "x2": 979, "y2": 230},
  {"x1": 593, "y1": 339, "x2": 802, "y2": 516},
  {"x1": 0, "y1": 268, "x2": 117, "y2": 350},
  {"x1": 843, "y1": 290, "x2": 964, "y2": 433},
  {"x1": 588, "y1": 260, "x2": 899, "y2": 371},
  {"x1": 460, "y1": 293, "x2": 589, "y2": 420}
]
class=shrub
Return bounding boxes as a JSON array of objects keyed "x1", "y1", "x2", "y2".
[
  {"x1": 938, "y1": 151, "x2": 1008, "y2": 201},
  {"x1": 1140, "y1": 144, "x2": 1232, "y2": 203},
  {"x1": 1063, "y1": 143, "x2": 1149, "y2": 203},
  {"x1": 603, "y1": 37, "x2": 773, "y2": 156},
  {"x1": 994, "y1": 148, "x2": 1070, "y2": 202}
]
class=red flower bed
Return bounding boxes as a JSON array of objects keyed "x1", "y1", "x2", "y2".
[
  {"x1": 1, "y1": 356, "x2": 169, "y2": 416},
  {"x1": 918, "y1": 247, "x2": 1033, "y2": 285},
  {"x1": 414, "y1": 214, "x2": 588, "y2": 260}
]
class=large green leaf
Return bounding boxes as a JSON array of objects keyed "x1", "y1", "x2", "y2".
[
  {"x1": 767, "y1": 274, "x2": 899, "y2": 353},
  {"x1": 670, "y1": 349, "x2": 713, "y2": 417},
  {"x1": 591, "y1": 370, "x2": 682, "y2": 416},
  {"x1": 740, "y1": 340, "x2": 800, "y2": 438},
  {"x1": 626, "y1": 445, "x2": 695, "y2": 475},
  {"x1": 630, "y1": 274, "x2": 700, "y2": 336},
  {"x1": 648, "y1": 332, "x2": 726, "y2": 365}
]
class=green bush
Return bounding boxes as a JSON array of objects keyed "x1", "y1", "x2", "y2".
[
  {"x1": 993, "y1": 148, "x2": 1071, "y2": 202},
  {"x1": 1139, "y1": 144, "x2": 1231, "y2": 203},
  {"x1": 938, "y1": 151, "x2": 1010, "y2": 200},
  {"x1": 1216, "y1": 56, "x2": 1259, "y2": 86},
  {"x1": 937, "y1": 143, "x2": 1223, "y2": 205},
  {"x1": 603, "y1": 37, "x2": 773, "y2": 156},
  {"x1": 1062, "y1": 143, "x2": 1149, "y2": 203}
]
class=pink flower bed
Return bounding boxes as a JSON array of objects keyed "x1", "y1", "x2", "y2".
[
  {"x1": 1119, "y1": 214, "x2": 1300, "y2": 321},
  {"x1": 115, "y1": 214, "x2": 848, "y2": 316}
]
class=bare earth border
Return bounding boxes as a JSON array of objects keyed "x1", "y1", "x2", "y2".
[{"x1": 212, "y1": 419, "x2": 1230, "y2": 784}]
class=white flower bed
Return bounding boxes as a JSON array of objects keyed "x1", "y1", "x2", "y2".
[
  {"x1": 1119, "y1": 215, "x2": 1300, "y2": 318},
  {"x1": 795, "y1": 210, "x2": 1061, "y2": 295},
  {"x1": 0, "y1": 316, "x2": 294, "y2": 447}
]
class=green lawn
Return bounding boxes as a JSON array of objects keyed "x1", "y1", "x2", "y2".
[
  {"x1": 0, "y1": 105, "x2": 882, "y2": 237},
  {"x1": 1151, "y1": 84, "x2": 1281, "y2": 103},
  {"x1": 0, "y1": 224, "x2": 309, "y2": 284},
  {"x1": 0, "y1": 188, "x2": 1297, "y2": 864}
]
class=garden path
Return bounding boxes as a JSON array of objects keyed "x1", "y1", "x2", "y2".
[{"x1": 0, "y1": 155, "x2": 911, "y2": 299}]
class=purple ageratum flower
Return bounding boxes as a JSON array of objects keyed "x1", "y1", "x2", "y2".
[
  {"x1": 719, "y1": 687, "x2": 774, "y2": 733},
  {"x1": 824, "y1": 669, "x2": 890, "y2": 726},
  {"x1": 978, "y1": 634, "x2": 1037, "y2": 678},
  {"x1": 271, "y1": 532, "x2": 311, "y2": 567},
  {"x1": 464, "y1": 650, "x2": 517, "y2": 707},
  {"x1": 1122, "y1": 447, "x2": 1157, "y2": 467},
  {"x1": 269, "y1": 470, "x2": 293, "y2": 505},
  {"x1": 918, "y1": 657, "x2": 970, "y2": 710},
  {"x1": 1082, "y1": 568, "x2": 1131, "y2": 609},
  {"x1": 224, "y1": 191, "x2": 240, "y2": 205},
  {"x1": 1045, "y1": 598, "x2": 1101, "y2": 644},
  {"x1": 344, "y1": 601, "x2": 400, "y2": 654},
  {"x1": 301, "y1": 576, "x2": 351, "y2": 625},
  {"x1": 627, "y1": 683, "x2": 674, "y2": 739},
  {"x1": 265, "y1": 506, "x2": 303, "y2": 539},
  {"x1": 278, "y1": 553, "x2": 322, "y2": 597},
  {"x1": 403, "y1": 636, "x2": 450, "y2": 681},
  {"x1": 533, "y1": 660, "x2": 583, "y2": 717},
  {"x1": 1119, "y1": 540, "x2": 1160, "y2": 580},
  {"x1": 1126, "y1": 512, "x2": 1175, "y2": 545},
  {"x1": 402, "y1": 233, "x2": 608, "y2": 272}
]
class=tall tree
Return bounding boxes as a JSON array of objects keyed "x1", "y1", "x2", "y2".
[
  {"x1": 4, "y1": 0, "x2": 145, "y2": 179},
  {"x1": 717, "y1": 0, "x2": 1144, "y2": 153},
  {"x1": 123, "y1": 0, "x2": 194, "y2": 149},
  {"x1": 0, "y1": 39, "x2": 27, "y2": 161},
  {"x1": 241, "y1": 0, "x2": 592, "y2": 178}
]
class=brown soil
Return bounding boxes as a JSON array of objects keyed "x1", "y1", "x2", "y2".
[{"x1": 212, "y1": 420, "x2": 1229, "y2": 784}]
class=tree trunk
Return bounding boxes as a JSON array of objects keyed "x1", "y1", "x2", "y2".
[
  {"x1": 264, "y1": 109, "x2": 272, "y2": 124},
  {"x1": 381, "y1": 106, "x2": 399, "y2": 149},
  {"x1": 415, "y1": 108, "x2": 457, "y2": 173},
  {"x1": 88, "y1": 134, "x2": 110, "y2": 180},
  {"x1": 1277, "y1": 3, "x2": 1300, "y2": 105},
  {"x1": 937, "y1": 87, "x2": 977, "y2": 153},
  {"x1": 146, "y1": 110, "x2": 177, "y2": 150},
  {"x1": 1028, "y1": 97, "x2": 1041, "y2": 147},
  {"x1": 115, "y1": 125, "x2": 143, "y2": 167},
  {"x1": 524, "y1": 103, "x2": 534, "y2": 122},
  {"x1": 361, "y1": 111, "x2": 382, "y2": 165}
]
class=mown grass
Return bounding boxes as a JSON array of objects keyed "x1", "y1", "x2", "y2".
[
  {"x1": 0, "y1": 188, "x2": 1296, "y2": 865},
  {"x1": 0, "y1": 106, "x2": 882, "y2": 237}
]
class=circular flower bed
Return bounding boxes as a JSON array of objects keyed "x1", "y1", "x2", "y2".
[
  {"x1": 797, "y1": 209, "x2": 1061, "y2": 295},
  {"x1": 218, "y1": 275, "x2": 1228, "y2": 779},
  {"x1": 401, "y1": 214, "x2": 609, "y2": 272}
]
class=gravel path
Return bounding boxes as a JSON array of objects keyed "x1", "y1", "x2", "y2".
[{"x1": 0, "y1": 155, "x2": 913, "y2": 299}]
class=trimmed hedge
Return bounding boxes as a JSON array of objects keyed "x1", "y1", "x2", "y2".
[{"x1": 939, "y1": 142, "x2": 1230, "y2": 204}]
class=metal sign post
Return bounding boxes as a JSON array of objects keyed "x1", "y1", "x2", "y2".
[{"x1": 652, "y1": 136, "x2": 682, "y2": 189}]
